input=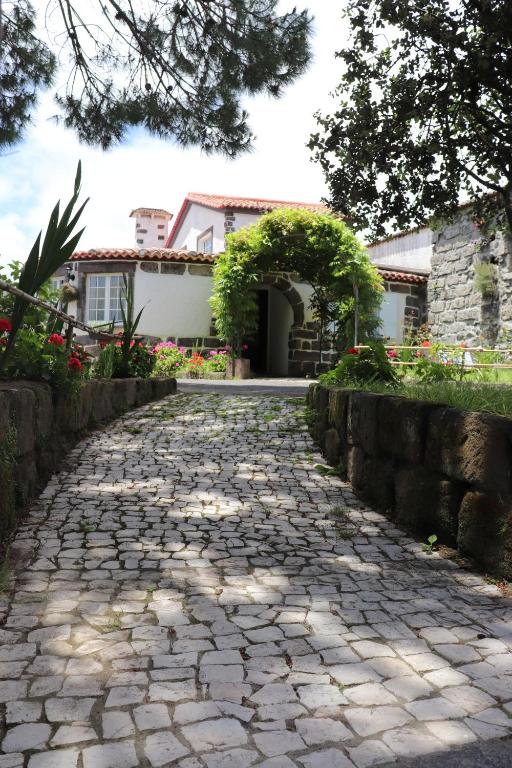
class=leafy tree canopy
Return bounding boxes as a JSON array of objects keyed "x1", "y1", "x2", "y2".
[
  {"x1": 210, "y1": 208, "x2": 383, "y2": 355},
  {"x1": 309, "y1": 0, "x2": 512, "y2": 237},
  {"x1": 1, "y1": 0, "x2": 312, "y2": 154}
]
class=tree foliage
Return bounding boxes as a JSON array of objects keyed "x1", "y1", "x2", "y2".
[
  {"x1": 1, "y1": 0, "x2": 311, "y2": 154},
  {"x1": 309, "y1": 0, "x2": 512, "y2": 237},
  {"x1": 210, "y1": 208, "x2": 383, "y2": 356}
]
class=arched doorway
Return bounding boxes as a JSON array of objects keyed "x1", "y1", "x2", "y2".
[{"x1": 247, "y1": 273, "x2": 305, "y2": 376}]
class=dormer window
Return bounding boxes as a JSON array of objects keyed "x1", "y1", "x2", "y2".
[{"x1": 197, "y1": 227, "x2": 213, "y2": 254}]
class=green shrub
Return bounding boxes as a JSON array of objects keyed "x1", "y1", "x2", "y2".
[
  {"x1": 113, "y1": 343, "x2": 154, "y2": 379},
  {"x1": 320, "y1": 342, "x2": 398, "y2": 386},
  {"x1": 2, "y1": 329, "x2": 90, "y2": 394},
  {"x1": 414, "y1": 356, "x2": 464, "y2": 383},
  {"x1": 93, "y1": 342, "x2": 116, "y2": 379},
  {"x1": 204, "y1": 350, "x2": 229, "y2": 374},
  {"x1": 152, "y1": 342, "x2": 187, "y2": 377}
]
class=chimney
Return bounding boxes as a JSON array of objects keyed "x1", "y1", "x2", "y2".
[{"x1": 129, "y1": 208, "x2": 173, "y2": 248}]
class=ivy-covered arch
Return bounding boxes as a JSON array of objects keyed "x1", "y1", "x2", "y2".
[{"x1": 210, "y1": 208, "x2": 383, "y2": 371}]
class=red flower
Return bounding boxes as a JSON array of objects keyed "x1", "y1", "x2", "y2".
[
  {"x1": 67, "y1": 357, "x2": 82, "y2": 372},
  {"x1": 387, "y1": 349, "x2": 398, "y2": 359},
  {"x1": 0, "y1": 318, "x2": 12, "y2": 334},
  {"x1": 347, "y1": 347, "x2": 359, "y2": 355},
  {"x1": 421, "y1": 340, "x2": 431, "y2": 348},
  {"x1": 48, "y1": 333, "x2": 65, "y2": 346}
]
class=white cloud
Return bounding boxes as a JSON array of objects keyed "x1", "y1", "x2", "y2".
[{"x1": 0, "y1": 1, "x2": 347, "y2": 265}]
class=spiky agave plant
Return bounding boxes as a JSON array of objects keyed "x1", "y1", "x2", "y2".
[
  {"x1": 0, "y1": 162, "x2": 88, "y2": 368},
  {"x1": 117, "y1": 274, "x2": 144, "y2": 377}
]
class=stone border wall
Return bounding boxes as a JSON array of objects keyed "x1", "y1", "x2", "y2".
[
  {"x1": 0, "y1": 378, "x2": 177, "y2": 543},
  {"x1": 308, "y1": 384, "x2": 512, "y2": 579}
]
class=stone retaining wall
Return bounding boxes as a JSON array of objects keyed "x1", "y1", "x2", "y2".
[
  {"x1": 0, "y1": 378, "x2": 177, "y2": 543},
  {"x1": 308, "y1": 383, "x2": 512, "y2": 579}
]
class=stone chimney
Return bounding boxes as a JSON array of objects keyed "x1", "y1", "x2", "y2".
[{"x1": 129, "y1": 208, "x2": 173, "y2": 248}]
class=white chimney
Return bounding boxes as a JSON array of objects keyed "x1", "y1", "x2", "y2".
[{"x1": 129, "y1": 208, "x2": 173, "y2": 248}]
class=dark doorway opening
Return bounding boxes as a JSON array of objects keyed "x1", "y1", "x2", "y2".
[{"x1": 247, "y1": 290, "x2": 268, "y2": 374}]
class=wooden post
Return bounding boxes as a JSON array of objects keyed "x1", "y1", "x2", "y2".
[{"x1": 65, "y1": 324, "x2": 74, "y2": 350}]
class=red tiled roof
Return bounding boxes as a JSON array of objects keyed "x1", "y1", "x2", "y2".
[
  {"x1": 70, "y1": 250, "x2": 427, "y2": 286},
  {"x1": 166, "y1": 192, "x2": 330, "y2": 247},
  {"x1": 70, "y1": 248, "x2": 214, "y2": 264},
  {"x1": 379, "y1": 268, "x2": 428, "y2": 285}
]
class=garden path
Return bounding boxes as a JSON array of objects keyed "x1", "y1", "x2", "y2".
[{"x1": 1, "y1": 393, "x2": 512, "y2": 768}]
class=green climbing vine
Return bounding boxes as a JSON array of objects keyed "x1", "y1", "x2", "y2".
[{"x1": 210, "y1": 208, "x2": 383, "y2": 357}]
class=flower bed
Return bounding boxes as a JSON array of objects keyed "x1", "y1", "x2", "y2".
[{"x1": 152, "y1": 342, "x2": 230, "y2": 379}]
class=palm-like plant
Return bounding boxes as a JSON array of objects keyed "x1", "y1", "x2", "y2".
[
  {"x1": 0, "y1": 162, "x2": 88, "y2": 368},
  {"x1": 117, "y1": 274, "x2": 144, "y2": 377}
]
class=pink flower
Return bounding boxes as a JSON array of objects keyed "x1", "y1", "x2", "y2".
[{"x1": 242, "y1": 344, "x2": 249, "y2": 351}]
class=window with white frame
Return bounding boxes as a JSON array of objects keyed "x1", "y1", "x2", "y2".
[
  {"x1": 87, "y1": 274, "x2": 126, "y2": 324},
  {"x1": 196, "y1": 227, "x2": 213, "y2": 254}
]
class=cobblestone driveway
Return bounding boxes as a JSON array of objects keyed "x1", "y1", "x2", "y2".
[{"x1": 1, "y1": 393, "x2": 512, "y2": 768}]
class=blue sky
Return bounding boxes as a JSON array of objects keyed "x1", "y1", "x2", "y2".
[{"x1": 0, "y1": 1, "x2": 347, "y2": 264}]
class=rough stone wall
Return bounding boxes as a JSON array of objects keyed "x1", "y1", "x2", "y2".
[
  {"x1": 429, "y1": 209, "x2": 512, "y2": 344},
  {"x1": 0, "y1": 378, "x2": 177, "y2": 543},
  {"x1": 308, "y1": 383, "x2": 512, "y2": 579}
]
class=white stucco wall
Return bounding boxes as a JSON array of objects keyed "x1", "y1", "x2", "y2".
[
  {"x1": 292, "y1": 279, "x2": 315, "y2": 324},
  {"x1": 173, "y1": 206, "x2": 226, "y2": 252},
  {"x1": 368, "y1": 228, "x2": 433, "y2": 272},
  {"x1": 134, "y1": 214, "x2": 170, "y2": 248},
  {"x1": 134, "y1": 265, "x2": 214, "y2": 338},
  {"x1": 231, "y1": 211, "x2": 261, "y2": 232},
  {"x1": 380, "y1": 292, "x2": 407, "y2": 341},
  {"x1": 267, "y1": 287, "x2": 293, "y2": 375}
]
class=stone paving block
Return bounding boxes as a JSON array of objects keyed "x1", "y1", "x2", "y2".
[
  {"x1": 298, "y1": 748, "x2": 355, "y2": 768},
  {"x1": 295, "y1": 717, "x2": 352, "y2": 745},
  {"x1": 82, "y1": 741, "x2": 139, "y2": 768},
  {"x1": 2, "y1": 723, "x2": 52, "y2": 752},
  {"x1": 348, "y1": 740, "x2": 395, "y2": 768},
  {"x1": 50, "y1": 725, "x2": 97, "y2": 745},
  {"x1": 181, "y1": 718, "x2": 248, "y2": 751},
  {"x1": 45, "y1": 696, "x2": 96, "y2": 722},
  {"x1": 440, "y1": 684, "x2": 496, "y2": 714},
  {"x1": 425, "y1": 720, "x2": 478, "y2": 747},
  {"x1": 382, "y1": 725, "x2": 447, "y2": 757},
  {"x1": 204, "y1": 749, "x2": 259, "y2": 768},
  {"x1": 344, "y1": 706, "x2": 413, "y2": 737},
  {"x1": 253, "y1": 731, "x2": 307, "y2": 757},
  {"x1": 345, "y1": 682, "x2": 398, "y2": 706},
  {"x1": 144, "y1": 732, "x2": 190, "y2": 766},
  {"x1": 5, "y1": 700, "x2": 42, "y2": 723},
  {"x1": 174, "y1": 701, "x2": 222, "y2": 724},
  {"x1": 102, "y1": 710, "x2": 135, "y2": 738},
  {"x1": 405, "y1": 697, "x2": 466, "y2": 721},
  {"x1": 27, "y1": 749, "x2": 79, "y2": 768}
]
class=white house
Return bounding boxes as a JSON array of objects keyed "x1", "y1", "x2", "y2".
[{"x1": 59, "y1": 193, "x2": 429, "y2": 377}]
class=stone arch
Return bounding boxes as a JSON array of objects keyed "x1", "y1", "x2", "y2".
[
  {"x1": 260, "y1": 273, "x2": 305, "y2": 328},
  {"x1": 258, "y1": 272, "x2": 322, "y2": 377}
]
